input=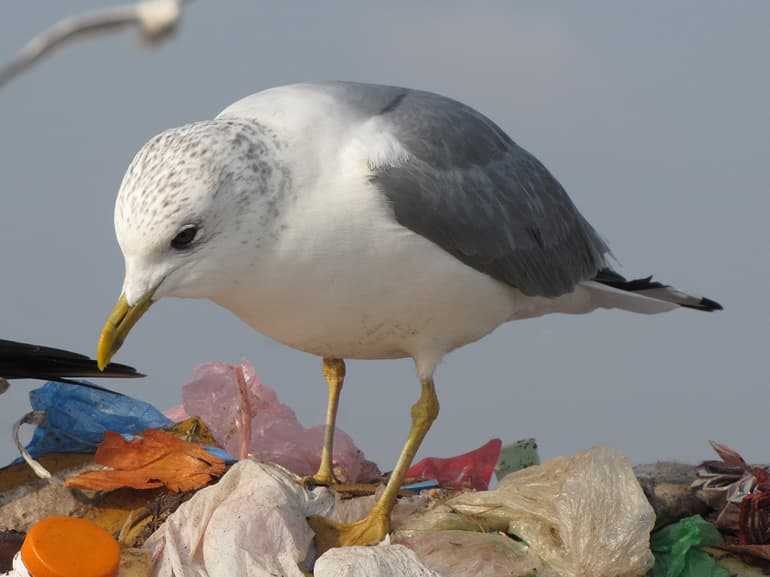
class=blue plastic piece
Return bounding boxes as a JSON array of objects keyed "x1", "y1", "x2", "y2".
[
  {"x1": 401, "y1": 479, "x2": 440, "y2": 492},
  {"x1": 203, "y1": 446, "x2": 236, "y2": 464},
  {"x1": 23, "y1": 381, "x2": 173, "y2": 458}
]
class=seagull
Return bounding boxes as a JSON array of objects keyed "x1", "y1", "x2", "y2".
[
  {"x1": 95, "y1": 81, "x2": 722, "y2": 549},
  {"x1": 0, "y1": 338, "x2": 143, "y2": 395}
]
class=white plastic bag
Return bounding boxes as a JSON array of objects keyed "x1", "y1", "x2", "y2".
[
  {"x1": 145, "y1": 460, "x2": 334, "y2": 577},
  {"x1": 401, "y1": 446, "x2": 655, "y2": 577},
  {"x1": 314, "y1": 543, "x2": 442, "y2": 577},
  {"x1": 395, "y1": 530, "x2": 553, "y2": 577}
]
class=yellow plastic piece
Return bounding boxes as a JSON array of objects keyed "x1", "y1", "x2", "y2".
[{"x1": 21, "y1": 516, "x2": 120, "y2": 577}]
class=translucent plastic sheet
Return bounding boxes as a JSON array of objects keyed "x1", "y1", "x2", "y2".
[{"x1": 401, "y1": 446, "x2": 655, "y2": 577}]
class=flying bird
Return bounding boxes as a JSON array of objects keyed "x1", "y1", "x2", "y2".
[
  {"x1": 95, "y1": 81, "x2": 722, "y2": 549},
  {"x1": 0, "y1": 338, "x2": 143, "y2": 395}
]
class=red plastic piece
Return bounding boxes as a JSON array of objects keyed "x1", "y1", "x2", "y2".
[{"x1": 406, "y1": 438, "x2": 502, "y2": 491}]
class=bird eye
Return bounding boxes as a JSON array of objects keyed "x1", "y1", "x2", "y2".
[{"x1": 171, "y1": 225, "x2": 198, "y2": 250}]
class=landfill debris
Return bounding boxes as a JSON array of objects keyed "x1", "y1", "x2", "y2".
[
  {"x1": 635, "y1": 462, "x2": 707, "y2": 529},
  {"x1": 1, "y1": 516, "x2": 122, "y2": 577},
  {"x1": 0, "y1": 453, "x2": 188, "y2": 548},
  {"x1": 167, "y1": 416, "x2": 220, "y2": 446},
  {"x1": 8, "y1": 365, "x2": 760, "y2": 577},
  {"x1": 0, "y1": 453, "x2": 92, "y2": 497},
  {"x1": 494, "y1": 438, "x2": 540, "y2": 480},
  {"x1": 400, "y1": 446, "x2": 655, "y2": 577},
  {"x1": 168, "y1": 361, "x2": 381, "y2": 483},
  {"x1": 394, "y1": 530, "x2": 554, "y2": 577},
  {"x1": 12, "y1": 411, "x2": 58, "y2": 481},
  {"x1": 649, "y1": 515, "x2": 729, "y2": 577},
  {"x1": 692, "y1": 441, "x2": 770, "y2": 543},
  {"x1": 0, "y1": 532, "x2": 24, "y2": 573},
  {"x1": 313, "y1": 543, "x2": 442, "y2": 577},
  {"x1": 167, "y1": 416, "x2": 236, "y2": 463},
  {"x1": 114, "y1": 490, "x2": 196, "y2": 547},
  {"x1": 405, "y1": 438, "x2": 501, "y2": 491},
  {"x1": 0, "y1": 476, "x2": 84, "y2": 532},
  {"x1": 119, "y1": 548, "x2": 152, "y2": 577},
  {"x1": 708, "y1": 546, "x2": 770, "y2": 575},
  {"x1": 329, "y1": 486, "x2": 431, "y2": 529},
  {"x1": 145, "y1": 459, "x2": 335, "y2": 577},
  {"x1": 402, "y1": 480, "x2": 439, "y2": 492},
  {"x1": 718, "y1": 541, "x2": 770, "y2": 563},
  {"x1": 65, "y1": 429, "x2": 225, "y2": 492},
  {"x1": 21, "y1": 381, "x2": 171, "y2": 458}
]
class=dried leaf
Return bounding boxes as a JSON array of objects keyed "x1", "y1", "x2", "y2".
[
  {"x1": 66, "y1": 429, "x2": 225, "y2": 492},
  {"x1": 710, "y1": 441, "x2": 748, "y2": 467}
]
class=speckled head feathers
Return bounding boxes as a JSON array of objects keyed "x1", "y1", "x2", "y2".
[{"x1": 113, "y1": 117, "x2": 290, "y2": 303}]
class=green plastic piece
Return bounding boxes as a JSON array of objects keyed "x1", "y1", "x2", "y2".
[
  {"x1": 649, "y1": 515, "x2": 729, "y2": 577},
  {"x1": 494, "y1": 438, "x2": 540, "y2": 480}
]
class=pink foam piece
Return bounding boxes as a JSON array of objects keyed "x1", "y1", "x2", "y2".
[
  {"x1": 406, "y1": 438, "x2": 502, "y2": 491},
  {"x1": 180, "y1": 360, "x2": 381, "y2": 482}
]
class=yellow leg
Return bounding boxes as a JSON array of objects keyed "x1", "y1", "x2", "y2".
[
  {"x1": 308, "y1": 376, "x2": 439, "y2": 551},
  {"x1": 302, "y1": 358, "x2": 345, "y2": 486}
]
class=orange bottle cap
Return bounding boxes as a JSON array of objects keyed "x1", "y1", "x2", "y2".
[{"x1": 20, "y1": 516, "x2": 120, "y2": 577}]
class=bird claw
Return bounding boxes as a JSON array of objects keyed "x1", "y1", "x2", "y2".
[
  {"x1": 308, "y1": 509, "x2": 390, "y2": 553},
  {"x1": 298, "y1": 470, "x2": 339, "y2": 489}
]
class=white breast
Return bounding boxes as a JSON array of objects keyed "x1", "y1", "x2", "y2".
[
  {"x1": 214, "y1": 86, "x2": 592, "y2": 376},
  {"x1": 211, "y1": 144, "x2": 520, "y2": 374}
]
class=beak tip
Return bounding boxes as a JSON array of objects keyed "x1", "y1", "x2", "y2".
[
  {"x1": 97, "y1": 291, "x2": 152, "y2": 375},
  {"x1": 96, "y1": 349, "x2": 109, "y2": 372}
]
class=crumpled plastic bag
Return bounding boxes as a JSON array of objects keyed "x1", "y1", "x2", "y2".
[
  {"x1": 314, "y1": 544, "x2": 442, "y2": 577},
  {"x1": 329, "y1": 487, "x2": 429, "y2": 529},
  {"x1": 65, "y1": 429, "x2": 225, "y2": 492},
  {"x1": 400, "y1": 446, "x2": 655, "y2": 577},
  {"x1": 649, "y1": 515, "x2": 729, "y2": 577},
  {"x1": 394, "y1": 530, "x2": 555, "y2": 577},
  {"x1": 406, "y1": 438, "x2": 501, "y2": 490},
  {"x1": 22, "y1": 382, "x2": 171, "y2": 458},
  {"x1": 145, "y1": 459, "x2": 335, "y2": 577},
  {"x1": 168, "y1": 361, "x2": 380, "y2": 482}
]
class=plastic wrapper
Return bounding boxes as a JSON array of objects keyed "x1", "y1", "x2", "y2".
[
  {"x1": 649, "y1": 515, "x2": 728, "y2": 577},
  {"x1": 145, "y1": 459, "x2": 335, "y2": 577},
  {"x1": 406, "y1": 438, "x2": 501, "y2": 490},
  {"x1": 495, "y1": 438, "x2": 540, "y2": 480},
  {"x1": 314, "y1": 544, "x2": 442, "y2": 577},
  {"x1": 395, "y1": 530, "x2": 554, "y2": 577},
  {"x1": 22, "y1": 381, "x2": 171, "y2": 458},
  {"x1": 65, "y1": 429, "x2": 225, "y2": 492},
  {"x1": 401, "y1": 446, "x2": 655, "y2": 577},
  {"x1": 172, "y1": 361, "x2": 380, "y2": 482}
]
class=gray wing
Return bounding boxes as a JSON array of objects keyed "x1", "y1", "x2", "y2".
[{"x1": 322, "y1": 82, "x2": 610, "y2": 298}]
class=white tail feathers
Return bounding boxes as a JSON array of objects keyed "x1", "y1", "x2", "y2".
[{"x1": 581, "y1": 281, "x2": 680, "y2": 315}]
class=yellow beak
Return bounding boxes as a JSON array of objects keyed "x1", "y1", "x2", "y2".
[{"x1": 97, "y1": 291, "x2": 154, "y2": 370}]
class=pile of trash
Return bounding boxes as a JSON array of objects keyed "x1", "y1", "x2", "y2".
[{"x1": 1, "y1": 360, "x2": 768, "y2": 576}]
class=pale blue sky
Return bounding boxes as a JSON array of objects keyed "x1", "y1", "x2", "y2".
[{"x1": 1, "y1": 1, "x2": 768, "y2": 468}]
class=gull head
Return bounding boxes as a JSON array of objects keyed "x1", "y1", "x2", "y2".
[{"x1": 97, "y1": 118, "x2": 289, "y2": 368}]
